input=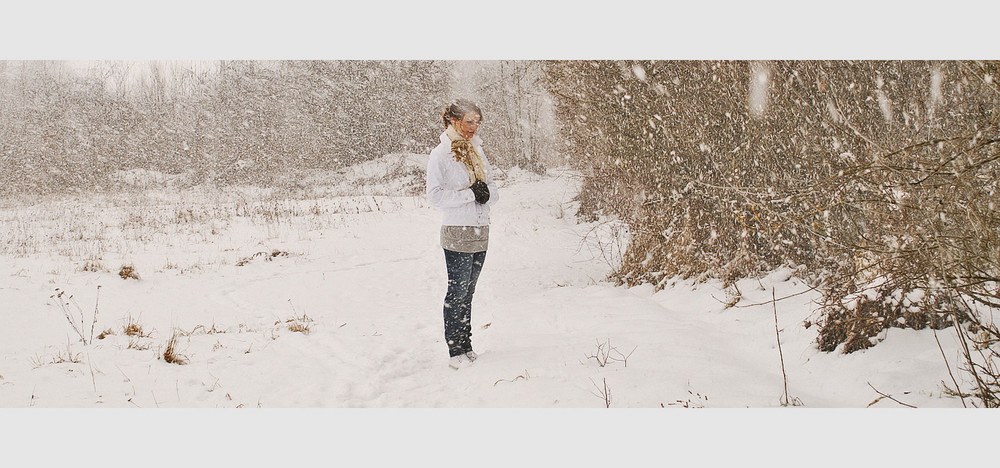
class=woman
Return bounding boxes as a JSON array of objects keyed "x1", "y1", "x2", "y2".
[{"x1": 426, "y1": 99, "x2": 500, "y2": 370}]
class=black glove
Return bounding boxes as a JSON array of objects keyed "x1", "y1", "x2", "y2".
[{"x1": 471, "y1": 180, "x2": 490, "y2": 204}]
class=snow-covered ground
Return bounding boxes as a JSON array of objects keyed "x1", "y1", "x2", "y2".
[
  {"x1": 0, "y1": 156, "x2": 974, "y2": 409},
  {"x1": 2, "y1": 154, "x2": 995, "y2": 468}
]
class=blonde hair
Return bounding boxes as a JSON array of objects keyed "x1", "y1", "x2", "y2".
[{"x1": 441, "y1": 99, "x2": 483, "y2": 128}]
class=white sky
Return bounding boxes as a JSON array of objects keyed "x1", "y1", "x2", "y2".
[{"x1": 4, "y1": 1, "x2": 999, "y2": 60}]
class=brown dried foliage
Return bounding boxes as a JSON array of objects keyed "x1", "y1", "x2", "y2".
[{"x1": 545, "y1": 60, "x2": 1000, "y2": 351}]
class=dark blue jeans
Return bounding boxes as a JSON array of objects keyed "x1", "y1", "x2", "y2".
[{"x1": 443, "y1": 249, "x2": 487, "y2": 357}]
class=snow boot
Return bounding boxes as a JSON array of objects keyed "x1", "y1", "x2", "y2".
[{"x1": 449, "y1": 354, "x2": 471, "y2": 370}]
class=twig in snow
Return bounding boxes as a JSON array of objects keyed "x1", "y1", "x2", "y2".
[
  {"x1": 774, "y1": 289, "x2": 790, "y2": 406},
  {"x1": 736, "y1": 282, "x2": 824, "y2": 309},
  {"x1": 115, "y1": 364, "x2": 136, "y2": 397},
  {"x1": 87, "y1": 353, "x2": 97, "y2": 393},
  {"x1": 585, "y1": 338, "x2": 636, "y2": 368},
  {"x1": 586, "y1": 339, "x2": 611, "y2": 367},
  {"x1": 933, "y1": 328, "x2": 967, "y2": 408},
  {"x1": 90, "y1": 285, "x2": 101, "y2": 344},
  {"x1": 493, "y1": 370, "x2": 531, "y2": 386},
  {"x1": 590, "y1": 378, "x2": 612, "y2": 408},
  {"x1": 866, "y1": 382, "x2": 917, "y2": 408},
  {"x1": 613, "y1": 346, "x2": 637, "y2": 368},
  {"x1": 773, "y1": 289, "x2": 801, "y2": 406}
]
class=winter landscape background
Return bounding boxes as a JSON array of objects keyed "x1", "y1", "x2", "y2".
[
  {"x1": 2, "y1": 59, "x2": 997, "y2": 410},
  {"x1": 2, "y1": 3, "x2": 999, "y2": 462}
]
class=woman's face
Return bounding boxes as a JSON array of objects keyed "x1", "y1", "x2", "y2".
[{"x1": 452, "y1": 112, "x2": 481, "y2": 139}]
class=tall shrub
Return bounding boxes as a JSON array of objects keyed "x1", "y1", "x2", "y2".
[{"x1": 545, "y1": 60, "x2": 1000, "y2": 354}]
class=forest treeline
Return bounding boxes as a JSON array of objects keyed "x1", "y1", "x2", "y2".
[
  {"x1": 0, "y1": 60, "x2": 555, "y2": 194},
  {"x1": 0, "y1": 61, "x2": 450, "y2": 192},
  {"x1": 544, "y1": 60, "x2": 1000, "y2": 390}
]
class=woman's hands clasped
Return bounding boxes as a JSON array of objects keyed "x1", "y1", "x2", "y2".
[{"x1": 471, "y1": 180, "x2": 490, "y2": 204}]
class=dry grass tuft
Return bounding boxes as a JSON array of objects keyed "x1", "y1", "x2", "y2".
[
  {"x1": 122, "y1": 316, "x2": 149, "y2": 338},
  {"x1": 162, "y1": 332, "x2": 188, "y2": 365},
  {"x1": 80, "y1": 260, "x2": 106, "y2": 273},
  {"x1": 236, "y1": 249, "x2": 292, "y2": 267},
  {"x1": 180, "y1": 322, "x2": 227, "y2": 336},
  {"x1": 280, "y1": 313, "x2": 313, "y2": 334},
  {"x1": 119, "y1": 265, "x2": 140, "y2": 280},
  {"x1": 664, "y1": 388, "x2": 709, "y2": 408},
  {"x1": 127, "y1": 337, "x2": 151, "y2": 350},
  {"x1": 30, "y1": 341, "x2": 83, "y2": 368}
]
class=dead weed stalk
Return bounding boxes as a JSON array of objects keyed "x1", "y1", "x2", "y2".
[{"x1": 50, "y1": 285, "x2": 101, "y2": 345}]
